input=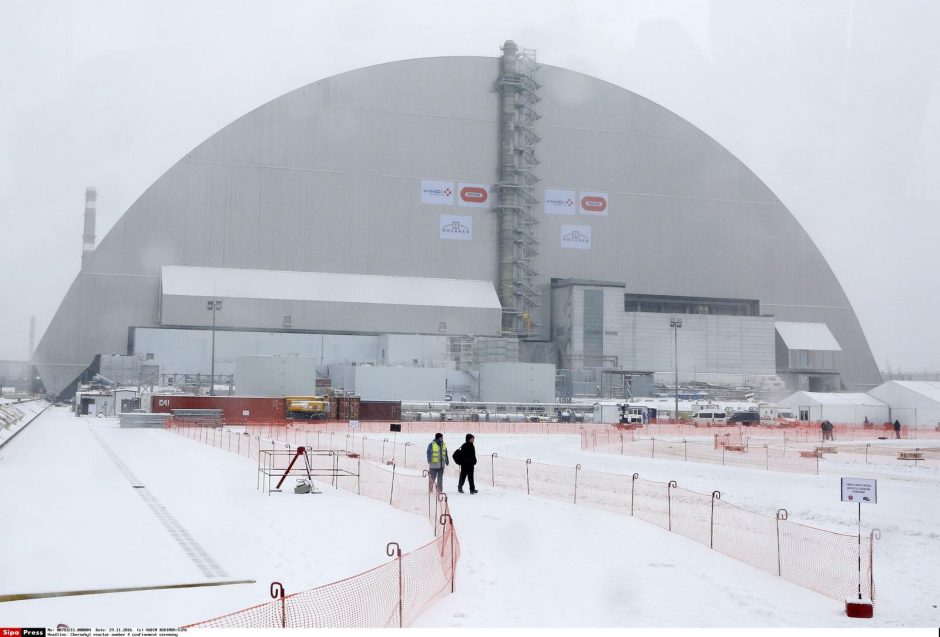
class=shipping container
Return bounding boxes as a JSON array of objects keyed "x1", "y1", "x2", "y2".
[
  {"x1": 150, "y1": 395, "x2": 286, "y2": 423},
  {"x1": 359, "y1": 401, "x2": 402, "y2": 421},
  {"x1": 332, "y1": 395, "x2": 361, "y2": 420}
]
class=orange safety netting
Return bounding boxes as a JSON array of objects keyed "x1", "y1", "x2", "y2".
[
  {"x1": 168, "y1": 424, "x2": 460, "y2": 628},
  {"x1": 169, "y1": 420, "x2": 876, "y2": 618}
]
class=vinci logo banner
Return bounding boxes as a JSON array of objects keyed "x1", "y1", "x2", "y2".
[
  {"x1": 561, "y1": 224, "x2": 592, "y2": 250},
  {"x1": 440, "y1": 215, "x2": 473, "y2": 241},
  {"x1": 457, "y1": 183, "x2": 491, "y2": 208},
  {"x1": 421, "y1": 180, "x2": 454, "y2": 206},
  {"x1": 579, "y1": 191, "x2": 608, "y2": 215},
  {"x1": 544, "y1": 189, "x2": 576, "y2": 215}
]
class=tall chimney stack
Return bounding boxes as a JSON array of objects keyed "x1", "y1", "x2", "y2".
[{"x1": 82, "y1": 187, "x2": 97, "y2": 267}]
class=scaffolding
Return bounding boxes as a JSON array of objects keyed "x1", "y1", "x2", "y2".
[{"x1": 496, "y1": 41, "x2": 541, "y2": 337}]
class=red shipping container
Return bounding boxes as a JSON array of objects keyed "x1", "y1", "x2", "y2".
[
  {"x1": 150, "y1": 395, "x2": 286, "y2": 423},
  {"x1": 359, "y1": 401, "x2": 402, "y2": 421}
]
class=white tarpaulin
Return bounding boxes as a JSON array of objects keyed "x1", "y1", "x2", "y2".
[
  {"x1": 440, "y1": 215, "x2": 472, "y2": 241},
  {"x1": 544, "y1": 189, "x2": 576, "y2": 215},
  {"x1": 457, "y1": 183, "x2": 491, "y2": 208},
  {"x1": 421, "y1": 179, "x2": 454, "y2": 206},
  {"x1": 561, "y1": 224, "x2": 591, "y2": 249},
  {"x1": 579, "y1": 191, "x2": 608, "y2": 215}
]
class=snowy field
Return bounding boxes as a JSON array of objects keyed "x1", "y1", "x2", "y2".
[{"x1": 1, "y1": 407, "x2": 938, "y2": 629}]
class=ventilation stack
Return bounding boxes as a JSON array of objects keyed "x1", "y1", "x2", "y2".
[
  {"x1": 82, "y1": 187, "x2": 97, "y2": 268},
  {"x1": 496, "y1": 40, "x2": 541, "y2": 337}
]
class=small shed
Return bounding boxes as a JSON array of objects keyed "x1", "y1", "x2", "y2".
[{"x1": 778, "y1": 391, "x2": 889, "y2": 425}]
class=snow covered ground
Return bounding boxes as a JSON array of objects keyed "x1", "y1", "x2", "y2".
[{"x1": 1, "y1": 408, "x2": 938, "y2": 628}]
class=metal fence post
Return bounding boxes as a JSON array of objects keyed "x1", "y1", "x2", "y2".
[
  {"x1": 389, "y1": 462, "x2": 396, "y2": 505},
  {"x1": 865, "y1": 444, "x2": 870, "y2": 464},
  {"x1": 631, "y1": 473, "x2": 639, "y2": 516},
  {"x1": 438, "y1": 511, "x2": 455, "y2": 592},
  {"x1": 491, "y1": 452, "x2": 498, "y2": 487},
  {"x1": 620, "y1": 433, "x2": 624, "y2": 455},
  {"x1": 765, "y1": 444, "x2": 769, "y2": 471},
  {"x1": 574, "y1": 464, "x2": 581, "y2": 504},
  {"x1": 382, "y1": 438, "x2": 389, "y2": 464},
  {"x1": 683, "y1": 439, "x2": 687, "y2": 462},
  {"x1": 667, "y1": 480, "x2": 677, "y2": 531},
  {"x1": 776, "y1": 509, "x2": 788, "y2": 577},
  {"x1": 386, "y1": 542, "x2": 403, "y2": 628},
  {"x1": 651, "y1": 437, "x2": 655, "y2": 459},
  {"x1": 869, "y1": 528, "x2": 881, "y2": 600},
  {"x1": 710, "y1": 490, "x2": 721, "y2": 549},
  {"x1": 404, "y1": 441, "x2": 411, "y2": 467},
  {"x1": 525, "y1": 459, "x2": 531, "y2": 495},
  {"x1": 270, "y1": 581, "x2": 286, "y2": 628}
]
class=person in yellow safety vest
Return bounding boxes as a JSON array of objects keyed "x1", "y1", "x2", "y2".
[{"x1": 426, "y1": 432, "x2": 449, "y2": 493}]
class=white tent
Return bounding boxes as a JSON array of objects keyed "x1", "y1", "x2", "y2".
[
  {"x1": 779, "y1": 392, "x2": 889, "y2": 425},
  {"x1": 868, "y1": 381, "x2": 940, "y2": 427}
]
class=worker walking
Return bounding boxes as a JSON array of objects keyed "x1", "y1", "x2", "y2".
[
  {"x1": 894, "y1": 419, "x2": 902, "y2": 439},
  {"x1": 426, "y1": 432, "x2": 449, "y2": 493},
  {"x1": 454, "y1": 434, "x2": 478, "y2": 494}
]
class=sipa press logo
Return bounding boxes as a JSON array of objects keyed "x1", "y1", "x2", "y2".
[
  {"x1": 421, "y1": 179, "x2": 455, "y2": 206},
  {"x1": 440, "y1": 215, "x2": 473, "y2": 241}
]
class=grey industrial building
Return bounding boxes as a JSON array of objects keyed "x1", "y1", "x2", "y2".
[{"x1": 33, "y1": 43, "x2": 882, "y2": 399}]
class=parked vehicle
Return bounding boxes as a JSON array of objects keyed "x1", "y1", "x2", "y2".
[
  {"x1": 285, "y1": 395, "x2": 330, "y2": 420},
  {"x1": 726, "y1": 411, "x2": 760, "y2": 425},
  {"x1": 692, "y1": 411, "x2": 728, "y2": 426}
]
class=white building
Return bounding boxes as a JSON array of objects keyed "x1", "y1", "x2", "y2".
[
  {"x1": 778, "y1": 391, "x2": 889, "y2": 424},
  {"x1": 868, "y1": 381, "x2": 940, "y2": 427}
]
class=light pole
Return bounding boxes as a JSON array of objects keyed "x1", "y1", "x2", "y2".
[
  {"x1": 670, "y1": 317, "x2": 682, "y2": 423},
  {"x1": 207, "y1": 299, "x2": 222, "y2": 396}
]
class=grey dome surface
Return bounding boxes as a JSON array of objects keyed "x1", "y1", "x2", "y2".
[{"x1": 33, "y1": 56, "x2": 880, "y2": 395}]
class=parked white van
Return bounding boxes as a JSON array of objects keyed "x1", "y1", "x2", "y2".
[{"x1": 692, "y1": 411, "x2": 728, "y2": 426}]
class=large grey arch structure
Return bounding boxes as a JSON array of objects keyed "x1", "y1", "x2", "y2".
[{"x1": 33, "y1": 53, "x2": 882, "y2": 397}]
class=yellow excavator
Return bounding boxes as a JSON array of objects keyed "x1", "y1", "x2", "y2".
[{"x1": 285, "y1": 396, "x2": 331, "y2": 420}]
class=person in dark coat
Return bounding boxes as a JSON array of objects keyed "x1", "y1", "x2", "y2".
[
  {"x1": 894, "y1": 419, "x2": 902, "y2": 439},
  {"x1": 457, "y1": 433, "x2": 478, "y2": 494}
]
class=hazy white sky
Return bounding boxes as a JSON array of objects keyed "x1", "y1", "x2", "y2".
[{"x1": 1, "y1": 1, "x2": 938, "y2": 373}]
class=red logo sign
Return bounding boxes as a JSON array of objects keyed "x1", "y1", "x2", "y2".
[
  {"x1": 460, "y1": 186, "x2": 488, "y2": 203},
  {"x1": 581, "y1": 195, "x2": 607, "y2": 213}
]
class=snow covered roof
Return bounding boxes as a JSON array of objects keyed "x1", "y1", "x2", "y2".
[
  {"x1": 161, "y1": 266, "x2": 502, "y2": 310},
  {"x1": 870, "y1": 381, "x2": 940, "y2": 407},
  {"x1": 889, "y1": 381, "x2": 940, "y2": 402},
  {"x1": 781, "y1": 392, "x2": 887, "y2": 407},
  {"x1": 775, "y1": 322, "x2": 841, "y2": 351}
]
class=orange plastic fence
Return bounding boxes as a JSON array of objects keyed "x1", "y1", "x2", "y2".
[
  {"x1": 344, "y1": 430, "x2": 876, "y2": 605},
  {"x1": 167, "y1": 424, "x2": 460, "y2": 628},
  {"x1": 169, "y1": 422, "x2": 876, "y2": 610},
  {"x1": 582, "y1": 428, "x2": 938, "y2": 472}
]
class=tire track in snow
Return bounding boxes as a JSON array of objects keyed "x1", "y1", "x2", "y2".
[{"x1": 90, "y1": 429, "x2": 228, "y2": 579}]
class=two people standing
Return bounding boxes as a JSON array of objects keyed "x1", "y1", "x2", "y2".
[{"x1": 426, "y1": 432, "x2": 478, "y2": 494}]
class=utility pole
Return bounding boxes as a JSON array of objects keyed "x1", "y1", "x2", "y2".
[{"x1": 670, "y1": 317, "x2": 682, "y2": 423}]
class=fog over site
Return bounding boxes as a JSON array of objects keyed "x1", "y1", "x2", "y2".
[{"x1": 1, "y1": 1, "x2": 939, "y2": 373}]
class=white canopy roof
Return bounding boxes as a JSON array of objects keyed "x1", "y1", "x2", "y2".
[
  {"x1": 775, "y1": 322, "x2": 841, "y2": 351},
  {"x1": 162, "y1": 266, "x2": 502, "y2": 310},
  {"x1": 780, "y1": 392, "x2": 886, "y2": 407}
]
